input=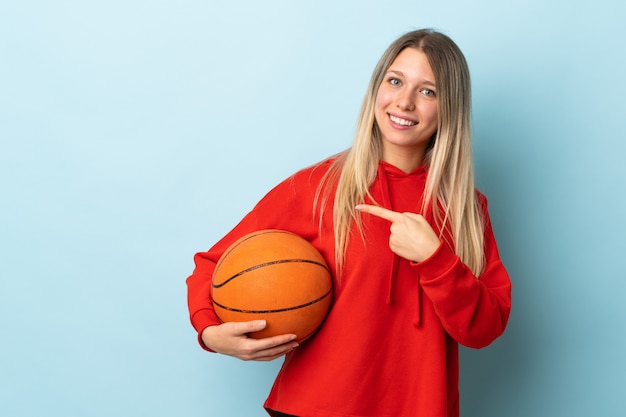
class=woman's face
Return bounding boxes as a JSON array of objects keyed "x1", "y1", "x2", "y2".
[{"x1": 374, "y1": 47, "x2": 438, "y2": 169}]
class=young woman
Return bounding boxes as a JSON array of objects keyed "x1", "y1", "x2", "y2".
[{"x1": 187, "y1": 29, "x2": 512, "y2": 417}]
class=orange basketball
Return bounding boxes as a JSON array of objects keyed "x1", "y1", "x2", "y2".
[{"x1": 212, "y1": 229, "x2": 333, "y2": 343}]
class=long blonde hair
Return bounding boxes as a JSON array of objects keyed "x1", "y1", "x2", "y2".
[{"x1": 318, "y1": 29, "x2": 485, "y2": 276}]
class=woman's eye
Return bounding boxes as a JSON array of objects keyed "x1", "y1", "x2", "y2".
[
  {"x1": 389, "y1": 78, "x2": 401, "y2": 86},
  {"x1": 422, "y1": 88, "x2": 436, "y2": 97}
]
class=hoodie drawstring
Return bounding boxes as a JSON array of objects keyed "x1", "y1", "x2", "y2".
[
  {"x1": 377, "y1": 164, "x2": 397, "y2": 306},
  {"x1": 377, "y1": 163, "x2": 423, "y2": 327},
  {"x1": 413, "y1": 202, "x2": 435, "y2": 327},
  {"x1": 413, "y1": 275, "x2": 422, "y2": 326}
]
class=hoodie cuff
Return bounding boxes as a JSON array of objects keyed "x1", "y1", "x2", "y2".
[
  {"x1": 191, "y1": 309, "x2": 222, "y2": 352},
  {"x1": 410, "y1": 241, "x2": 459, "y2": 281}
]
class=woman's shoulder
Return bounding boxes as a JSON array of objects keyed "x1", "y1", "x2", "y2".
[
  {"x1": 252, "y1": 154, "x2": 342, "y2": 217},
  {"x1": 258, "y1": 153, "x2": 343, "y2": 202},
  {"x1": 474, "y1": 188, "x2": 489, "y2": 209},
  {"x1": 289, "y1": 152, "x2": 344, "y2": 185}
]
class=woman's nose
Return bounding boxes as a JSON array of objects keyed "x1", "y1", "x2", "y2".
[{"x1": 396, "y1": 90, "x2": 416, "y2": 111}]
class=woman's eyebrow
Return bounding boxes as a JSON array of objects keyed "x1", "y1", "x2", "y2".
[{"x1": 386, "y1": 69, "x2": 405, "y2": 77}]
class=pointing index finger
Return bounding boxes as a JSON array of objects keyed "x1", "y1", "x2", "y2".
[{"x1": 355, "y1": 204, "x2": 402, "y2": 222}]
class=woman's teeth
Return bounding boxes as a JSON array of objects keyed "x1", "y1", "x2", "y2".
[{"x1": 390, "y1": 115, "x2": 417, "y2": 126}]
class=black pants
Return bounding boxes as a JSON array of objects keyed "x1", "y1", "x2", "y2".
[{"x1": 272, "y1": 412, "x2": 297, "y2": 417}]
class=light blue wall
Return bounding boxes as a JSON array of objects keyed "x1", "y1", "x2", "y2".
[{"x1": 1, "y1": 1, "x2": 624, "y2": 416}]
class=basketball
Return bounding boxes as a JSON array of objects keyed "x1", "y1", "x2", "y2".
[{"x1": 211, "y1": 229, "x2": 333, "y2": 343}]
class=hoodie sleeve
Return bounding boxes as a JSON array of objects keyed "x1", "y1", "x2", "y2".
[
  {"x1": 414, "y1": 196, "x2": 512, "y2": 349},
  {"x1": 185, "y1": 161, "x2": 333, "y2": 350},
  {"x1": 185, "y1": 209, "x2": 264, "y2": 351}
]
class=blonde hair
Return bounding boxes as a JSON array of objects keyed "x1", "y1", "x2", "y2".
[{"x1": 317, "y1": 29, "x2": 485, "y2": 276}]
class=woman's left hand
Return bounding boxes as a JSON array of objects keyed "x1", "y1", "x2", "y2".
[{"x1": 356, "y1": 204, "x2": 440, "y2": 262}]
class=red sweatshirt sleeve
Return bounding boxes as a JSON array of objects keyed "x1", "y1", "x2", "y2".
[
  {"x1": 185, "y1": 160, "x2": 333, "y2": 350},
  {"x1": 415, "y1": 196, "x2": 512, "y2": 349},
  {"x1": 186, "y1": 210, "x2": 264, "y2": 350}
]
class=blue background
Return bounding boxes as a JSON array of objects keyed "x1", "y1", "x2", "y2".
[{"x1": 1, "y1": 1, "x2": 625, "y2": 416}]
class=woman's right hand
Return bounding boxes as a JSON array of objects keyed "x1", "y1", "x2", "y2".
[{"x1": 201, "y1": 320, "x2": 299, "y2": 361}]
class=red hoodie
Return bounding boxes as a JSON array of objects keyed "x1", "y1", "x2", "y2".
[{"x1": 187, "y1": 158, "x2": 511, "y2": 417}]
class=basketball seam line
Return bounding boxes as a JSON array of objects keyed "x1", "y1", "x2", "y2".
[
  {"x1": 214, "y1": 230, "x2": 293, "y2": 272},
  {"x1": 213, "y1": 287, "x2": 332, "y2": 314},
  {"x1": 213, "y1": 258, "x2": 330, "y2": 288}
]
